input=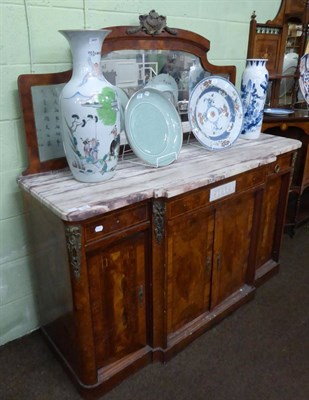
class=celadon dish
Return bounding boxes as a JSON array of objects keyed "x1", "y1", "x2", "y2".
[{"x1": 124, "y1": 88, "x2": 183, "y2": 167}]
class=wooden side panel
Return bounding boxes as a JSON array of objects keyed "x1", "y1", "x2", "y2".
[
  {"x1": 285, "y1": 0, "x2": 307, "y2": 14},
  {"x1": 23, "y1": 193, "x2": 98, "y2": 385},
  {"x1": 255, "y1": 160, "x2": 292, "y2": 282},
  {"x1": 256, "y1": 176, "x2": 283, "y2": 268},
  {"x1": 87, "y1": 232, "x2": 149, "y2": 369}
]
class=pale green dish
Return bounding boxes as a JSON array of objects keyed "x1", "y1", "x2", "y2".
[{"x1": 124, "y1": 88, "x2": 183, "y2": 167}]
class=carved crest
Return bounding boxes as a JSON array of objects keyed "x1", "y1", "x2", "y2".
[{"x1": 127, "y1": 10, "x2": 177, "y2": 36}]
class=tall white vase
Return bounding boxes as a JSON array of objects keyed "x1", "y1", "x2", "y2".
[
  {"x1": 59, "y1": 30, "x2": 120, "y2": 183},
  {"x1": 240, "y1": 59, "x2": 269, "y2": 139}
]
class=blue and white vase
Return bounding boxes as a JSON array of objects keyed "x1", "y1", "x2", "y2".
[
  {"x1": 59, "y1": 30, "x2": 120, "y2": 183},
  {"x1": 240, "y1": 59, "x2": 269, "y2": 139}
]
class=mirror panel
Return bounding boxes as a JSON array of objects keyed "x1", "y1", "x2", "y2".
[{"x1": 102, "y1": 49, "x2": 229, "y2": 115}]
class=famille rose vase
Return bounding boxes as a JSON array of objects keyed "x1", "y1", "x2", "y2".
[
  {"x1": 240, "y1": 59, "x2": 269, "y2": 139},
  {"x1": 59, "y1": 30, "x2": 120, "y2": 183}
]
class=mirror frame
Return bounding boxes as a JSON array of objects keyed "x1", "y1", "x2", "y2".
[
  {"x1": 18, "y1": 70, "x2": 72, "y2": 175},
  {"x1": 102, "y1": 25, "x2": 236, "y2": 82},
  {"x1": 18, "y1": 15, "x2": 236, "y2": 175}
]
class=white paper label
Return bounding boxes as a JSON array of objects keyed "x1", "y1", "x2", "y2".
[
  {"x1": 209, "y1": 180, "x2": 236, "y2": 202},
  {"x1": 89, "y1": 37, "x2": 99, "y2": 44}
]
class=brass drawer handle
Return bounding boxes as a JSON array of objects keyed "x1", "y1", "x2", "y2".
[{"x1": 274, "y1": 164, "x2": 280, "y2": 173}]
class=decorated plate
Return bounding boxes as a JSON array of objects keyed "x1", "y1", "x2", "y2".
[
  {"x1": 124, "y1": 88, "x2": 183, "y2": 167},
  {"x1": 299, "y1": 53, "x2": 309, "y2": 105},
  {"x1": 188, "y1": 76, "x2": 243, "y2": 150},
  {"x1": 264, "y1": 108, "x2": 294, "y2": 116},
  {"x1": 146, "y1": 73, "x2": 178, "y2": 105}
]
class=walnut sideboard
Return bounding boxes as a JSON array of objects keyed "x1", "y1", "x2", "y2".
[{"x1": 18, "y1": 134, "x2": 301, "y2": 398}]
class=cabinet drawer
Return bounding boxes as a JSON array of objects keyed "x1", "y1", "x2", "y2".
[
  {"x1": 168, "y1": 167, "x2": 266, "y2": 218},
  {"x1": 85, "y1": 204, "x2": 149, "y2": 242},
  {"x1": 267, "y1": 153, "x2": 293, "y2": 175}
]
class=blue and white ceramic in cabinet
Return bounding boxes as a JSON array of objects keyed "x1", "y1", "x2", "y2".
[
  {"x1": 59, "y1": 30, "x2": 120, "y2": 183},
  {"x1": 299, "y1": 53, "x2": 309, "y2": 105},
  {"x1": 240, "y1": 59, "x2": 269, "y2": 139}
]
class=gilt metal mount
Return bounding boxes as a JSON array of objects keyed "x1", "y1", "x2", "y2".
[
  {"x1": 127, "y1": 10, "x2": 177, "y2": 36},
  {"x1": 65, "y1": 225, "x2": 82, "y2": 280},
  {"x1": 153, "y1": 200, "x2": 166, "y2": 244}
]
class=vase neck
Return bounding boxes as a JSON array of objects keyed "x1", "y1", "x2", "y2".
[
  {"x1": 60, "y1": 30, "x2": 110, "y2": 79},
  {"x1": 246, "y1": 59, "x2": 268, "y2": 68}
]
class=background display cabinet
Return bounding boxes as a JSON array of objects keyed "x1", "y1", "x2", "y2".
[
  {"x1": 247, "y1": 0, "x2": 309, "y2": 108},
  {"x1": 247, "y1": 0, "x2": 309, "y2": 234},
  {"x1": 262, "y1": 114, "x2": 309, "y2": 235}
]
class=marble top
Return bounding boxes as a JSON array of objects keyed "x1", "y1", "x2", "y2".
[{"x1": 17, "y1": 134, "x2": 301, "y2": 222}]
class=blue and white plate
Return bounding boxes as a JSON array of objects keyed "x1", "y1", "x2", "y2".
[
  {"x1": 299, "y1": 53, "x2": 309, "y2": 105},
  {"x1": 188, "y1": 76, "x2": 243, "y2": 150},
  {"x1": 124, "y1": 88, "x2": 183, "y2": 167},
  {"x1": 264, "y1": 108, "x2": 294, "y2": 116}
]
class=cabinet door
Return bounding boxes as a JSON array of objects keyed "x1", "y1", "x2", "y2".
[
  {"x1": 87, "y1": 231, "x2": 149, "y2": 368},
  {"x1": 211, "y1": 190, "x2": 257, "y2": 308},
  {"x1": 166, "y1": 209, "x2": 214, "y2": 335},
  {"x1": 255, "y1": 168, "x2": 291, "y2": 282}
]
